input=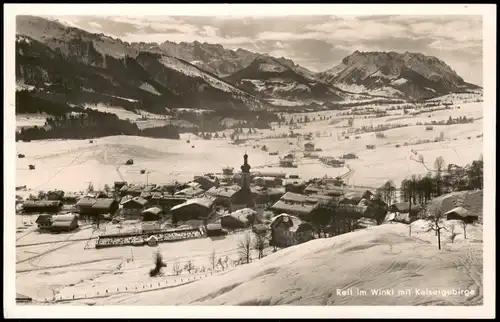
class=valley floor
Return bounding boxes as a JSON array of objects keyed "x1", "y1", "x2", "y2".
[{"x1": 15, "y1": 101, "x2": 483, "y2": 194}]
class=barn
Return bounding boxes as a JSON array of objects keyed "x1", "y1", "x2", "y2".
[
  {"x1": 445, "y1": 206, "x2": 479, "y2": 224},
  {"x1": 50, "y1": 214, "x2": 79, "y2": 232},
  {"x1": 171, "y1": 198, "x2": 215, "y2": 223},
  {"x1": 22, "y1": 200, "x2": 63, "y2": 214}
]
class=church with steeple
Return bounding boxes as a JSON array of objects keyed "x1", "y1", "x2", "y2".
[{"x1": 230, "y1": 152, "x2": 256, "y2": 211}]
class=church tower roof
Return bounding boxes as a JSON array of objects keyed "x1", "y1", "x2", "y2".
[{"x1": 241, "y1": 153, "x2": 251, "y2": 173}]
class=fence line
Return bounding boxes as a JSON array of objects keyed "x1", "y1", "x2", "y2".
[{"x1": 48, "y1": 271, "x2": 217, "y2": 303}]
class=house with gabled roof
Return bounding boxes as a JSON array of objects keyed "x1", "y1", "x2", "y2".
[
  {"x1": 270, "y1": 214, "x2": 314, "y2": 248},
  {"x1": 171, "y1": 197, "x2": 216, "y2": 223},
  {"x1": 121, "y1": 197, "x2": 149, "y2": 219}
]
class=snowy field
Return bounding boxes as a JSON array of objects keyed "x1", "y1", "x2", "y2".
[
  {"x1": 15, "y1": 221, "x2": 266, "y2": 303},
  {"x1": 16, "y1": 221, "x2": 482, "y2": 306},
  {"x1": 15, "y1": 99, "x2": 483, "y2": 193}
]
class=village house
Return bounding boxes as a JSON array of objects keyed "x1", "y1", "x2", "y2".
[
  {"x1": 35, "y1": 214, "x2": 53, "y2": 230},
  {"x1": 119, "y1": 184, "x2": 144, "y2": 197},
  {"x1": 304, "y1": 142, "x2": 316, "y2": 152},
  {"x1": 222, "y1": 166, "x2": 234, "y2": 176},
  {"x1": 444, "y1": 206, "x2": 479, "y2": 224},
  {"x1": 305, "y1": 194, "x2": 335, "y2": 204},
  {"x1": 193, "y1": 175, "x2": 218, "y2": 190},
  {"x1": 174, "y1": 186, "x2": 206, "y2": 198},
  {"x1": 114, "y1": 181, "x2": 128, "y2": 191},
  {"x1": 338, "y1": 192, "x2": 365, "y2": 206},
  {"x1": 304, "y1": 184, "x2": 374, "y2": 200},
  {"x1": 252, "y1": 171, "x2": 287, "y2": 179},
  {"x1": 137, "y1": 184, "x2": 157, "y2": 200},
  {"x1": 342, "y1": 153, "x2": 358, "y2": 160},
  {"x1": 93, "y1": 198, "x2": 119, "y2": 215},
  {"x1": 61, "y1": 193, "x2": 81, "y2": 205},
  {"x1": 205, "y1": 223, "x2": 228, "y2": 237},
  {"x1": 75, "y1": 197, "x2": 96, "y2": 215},
  {"x1": 205, "y1": 186, "x2": 241, "y2": 208},
  {"x1": 284, "y1": 180, "x2": 307, "y2": 194},
  {"x1": 22, "y1": 200, "x2": 63, "y2": 214},
  {"x1": 388, "y1": 202, "x2": 423, "y2": 220},
  {"x1": 279, "y1": 154, "x2": 297, "y2": 168},
  {"x1": 280, "y1": 192, "x2": 321, "y2": 205},
  {"x1": 49, "y1": 214, "x2": 79, "y2": 232},
  {"x1": 254, "y1": 187, "x2": 286, "y2": 206},
  {"x1": 252, "y1": 176, "x2": 283, "y2": 187},
  {"x1": 46, "y1": 190, "x2": 65, "y2": 201},
  {"x1": 170, "y1": 197, "x2": 216, "y2": 224},
  {"x1": 269, "y1": 199, "x2": 317, "y2": 219},
  {"x1": 141, "y1": 206, "x2": 163, "y2": 222},
  {"x1": 121, "y1": 197, "x2": 149, "y2": 219},
  {"x1": 85, "y1": 191, "x2": 109, "y2": 199},
  {"x1": 219, "y1": 208, "x2": 257, "y2": 230},
  {"x1": 149, "y1": 193, "x2": 187, "y2": 212},
  {"x1": 76, "y1": 197, "x2": 118, "y2": 218},
  {"x1": 270, "y1": 214, "x2": 314, "y2": 248}
]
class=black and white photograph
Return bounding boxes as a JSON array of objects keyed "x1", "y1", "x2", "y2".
[{"x1": 3, "y1": 3, "x2": 496, "y2": 319}]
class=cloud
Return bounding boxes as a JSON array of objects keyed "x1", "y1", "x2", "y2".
[
  {"x1": 49, "y1": 15, "x2": 483, "y2": 84},
  {"x1": 88, "y1": 21, "x2": 102, "y2": 29}
]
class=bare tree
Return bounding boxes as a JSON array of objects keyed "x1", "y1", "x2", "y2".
[
  {"x1": 425, "y1": 203, "x2": 447, "y2": 250},
  {"x1": 209, "y1": 248, "x2": 217, "y2": 271},
  {"x1": 408, "y1": 222, "x2": 412, "y2": 237},
  {"x1": 47, "y1": 285, "x2": 59, "y2": 302},
  {"x1": 172, "y1": 262, "x2": 182, "y2": 276},
  {"x1": 183, "y1": 260, "x2": 195, "y2": 274},
  {"x1": 217, "y1": 258, "x2": 225, "y2": 271},
  {"x1": 253, "y1": 232, "x2": 267, "y2": 260},
  {"x1": 37, "y1": 190, "x2": 47, "y2": 200},
  {"x1": 460, "y1": 220, "x2": 469, "y2": 239},
  {"x1": 449, "y1": 224, "x2": 459, "y2": 243},
  {"x1": 434, "y1": 156, "x2": 446, "y2": 196},
  {"x1": 237, "y1": 233, "x2": 252, "y2": 264},
  {"x1": 434, "y1": 156, "x2": 445, "y2": 172}
]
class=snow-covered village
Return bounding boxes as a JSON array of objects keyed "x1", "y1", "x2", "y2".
[{"x1": 7, "y1": 7, "x2": 493, "y2": 317}]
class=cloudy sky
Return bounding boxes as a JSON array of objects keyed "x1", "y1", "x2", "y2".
[{"x1": 51, "y1": 15, "x2": 483, "y2": 85}]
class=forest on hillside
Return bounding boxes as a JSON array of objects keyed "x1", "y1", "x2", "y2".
[{"x1": 15, "y1": 91, "x2": 180, "y2": 141}]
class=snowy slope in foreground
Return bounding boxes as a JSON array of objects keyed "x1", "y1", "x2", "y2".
[{"x1": 97, "y1": 222, "x2": 483, "y2": 305}]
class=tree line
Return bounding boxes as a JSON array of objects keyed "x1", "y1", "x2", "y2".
[
  {"x1": 374, "y1": 155, "x2": 484, "y2": 208},
  {"x1": 15, "y1": 91, "x2": 180, "y2": 141}
]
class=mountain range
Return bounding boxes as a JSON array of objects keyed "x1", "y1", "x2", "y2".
[{"x1": 15, "y1": 15, "x2": 481, "y2": 114}]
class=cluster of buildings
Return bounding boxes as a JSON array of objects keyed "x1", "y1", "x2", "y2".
[{"x1": 19, "y1": 151, "x2": 442, "y2": 250}]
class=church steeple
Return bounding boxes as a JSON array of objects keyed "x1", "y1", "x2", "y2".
[
  {"x1": 240, "y1": 153, "x2": 251, "y2": 191},
  {"x1": 241, "y1": 152, "x2": 251, "y2": 173}
]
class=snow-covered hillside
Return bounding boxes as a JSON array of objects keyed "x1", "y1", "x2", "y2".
[{"x1": 78, "y1": 222, "x2": 483, "y2": 306}]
